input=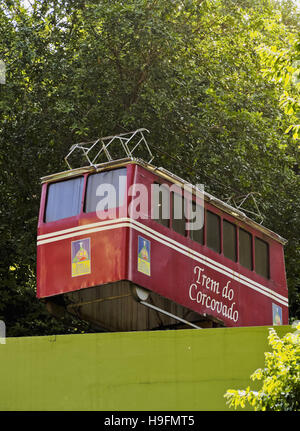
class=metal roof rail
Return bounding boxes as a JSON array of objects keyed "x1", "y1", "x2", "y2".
[
  {"x1": 64, "y1": 128, "x2": 154, "y2": 169},
  {"x1": 224, "y1": 192, "x2": 264, "y2": 224}
]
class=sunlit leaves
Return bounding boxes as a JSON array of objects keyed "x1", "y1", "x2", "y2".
[
  {"x1": 257, "y1": 34, "x2": 300, "y2": 142},
  {"x1": 224, "y1": 323, "x2": 300, "y2": 411}
]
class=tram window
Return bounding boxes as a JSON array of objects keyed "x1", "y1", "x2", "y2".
[
  {"x1": 172, "y1": 193, "x2": 186, "y2": 236},
  {"x1": 189, "y1": 201, "x2": 204, "y2": 244},
  {"x1": 239, "y1": 228, "x2": 253, "y2": 270},
  {"x1": 85, "y1": 168, "x2": 127, "y2": 213},
  {"x1": 223, "y1": 220, "x2": 237, "y2": 261},
  {"x1": 152, "y1": 182, "x2": 170, "y2": 228},
  {"x1": 255, "y1": 238, "x2": 269, "y2": 278},
  {"x1": 45, "y1": 176, "x2": 84, "y2": 222},
  {"x1": 206, "y1": 211, "x2": 220, "y2": 253}
]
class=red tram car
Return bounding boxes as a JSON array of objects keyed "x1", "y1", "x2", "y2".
[{"x1": 37, "y1": 131, "x2": 289, "y2": 331}]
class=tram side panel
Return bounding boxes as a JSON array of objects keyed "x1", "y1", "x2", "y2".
[
  {"x1": 127, "y1": 165, "x2": 288, "y2": 327},
  {"x1": 129, "y1": 223, "x2": 288, "y2": 327},
  {"x1": 37, "y1": 228, "x2": 129, "y2": 298},
  {"x1": 36, "y1": 180, "x2": 129, "y2": 299}
]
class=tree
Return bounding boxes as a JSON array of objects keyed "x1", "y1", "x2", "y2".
[
  {"x1": 0, "y1": 0, "x2": 299, "y2": 335},
  {"x1": 258, "y1": 33, "x2": 300, "y2": 140},
  {"x1": 224, "y1": 322, "x2": 300, "y2": 411}
]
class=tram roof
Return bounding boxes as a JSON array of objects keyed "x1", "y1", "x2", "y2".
[{"x1": 40, "y1": 158, "x2": 287, "y2": 245}]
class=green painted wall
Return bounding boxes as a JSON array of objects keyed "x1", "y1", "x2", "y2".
[{"x1": 0, "y1": 325, "x2": 291, "y2": 411}]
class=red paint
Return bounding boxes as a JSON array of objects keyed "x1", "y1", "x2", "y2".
[{"x1": 37, "y1": 162, "x2": 289, "y2": 327}]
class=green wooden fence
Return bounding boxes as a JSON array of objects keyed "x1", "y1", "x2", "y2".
[{"x1": 0, "y1": 325, "x2": 291, "y2": 411}]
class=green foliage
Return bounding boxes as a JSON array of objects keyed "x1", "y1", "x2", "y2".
[
  {"x1": 257, "y1": 3, "x2": 300, "y2": 141},
  {"x1": 258, "y1": 39, "x2": 300, "y2": 139},
  {"x1": 0, "y1": 0, "x2": 299, "y2": 335},
  {"x1": 224, "y1": 323, "x2": 300, "y2": 411}
]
